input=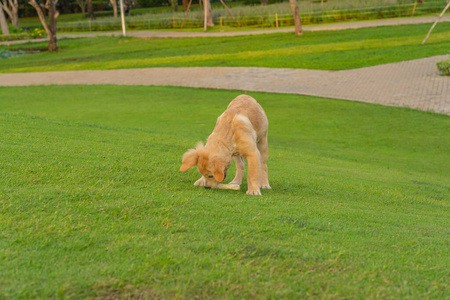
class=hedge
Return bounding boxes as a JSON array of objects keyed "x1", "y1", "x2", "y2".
[{"x1": 437, "y1": 60, "x2": 450, "y2": 76}]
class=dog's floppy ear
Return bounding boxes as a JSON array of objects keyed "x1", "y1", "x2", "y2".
[
  {"x1": 180, "y1": 149, "x2": 199, "y2": 172},
  {"x1": 213, "y1": 170, "x2": 225, "y2": 183},
  {"x1": 212, "y1": 158, "x2": 226, "y2": 182},
  {"x1": 179, "y1": 142, "x2": 204, "y2": 172}
]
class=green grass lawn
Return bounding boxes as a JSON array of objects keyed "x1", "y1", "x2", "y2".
[
  {"x1": 0, "y1": 86, "x2": 449, "y2": 298},
  {"x1": 1, "y1": 22, "x2": 450, "y2": 72}
]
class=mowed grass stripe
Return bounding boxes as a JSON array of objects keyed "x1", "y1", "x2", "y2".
[{"x1": 1, "y1": 22, "x2": 449, "y2": 72}]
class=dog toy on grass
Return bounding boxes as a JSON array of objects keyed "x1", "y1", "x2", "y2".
[{"x1": 217, "y1": 183, "x2": 240, "y2": 191}]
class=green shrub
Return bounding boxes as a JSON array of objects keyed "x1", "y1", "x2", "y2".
[
  {"x1": 8, "y1": 25, "x2": 23, "y2": 34},
  {"x1": 437, "y1": 59, "x2": 450, "y2": 76},
  {"x1": 0, "y1": 33, "x2": 28, "y2": 42},
  {"x1": 0, "y1": 26, "x2": 47, "y2": 42}
]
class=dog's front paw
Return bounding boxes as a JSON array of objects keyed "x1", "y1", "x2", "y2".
[
  {"x1": 194, "y1": 177, "x2": 206, "y2": 187},
  {"x1": 261, "y1": 184, "x2": 271, "y2": 190},
  {"x1": 229, "y1": 180, "x2": 242, "y2": 186},
  {"x1": 246, "y1": 189, "x2": 262, "y2": 196}
]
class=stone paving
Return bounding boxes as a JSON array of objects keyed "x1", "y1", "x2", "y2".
[{"x1": 0, "y1": 17, "x2": 449, "y2": 115}]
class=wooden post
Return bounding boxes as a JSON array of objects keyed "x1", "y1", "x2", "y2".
[
  {"x1": 289, "y1": 0, "x2": 303, "y2": 36},
  {"x1": 219, "y1": 0, "x2": 235, "y2": 19},
  {"x1": 180, "y1": 0, "x2": 193, "y2": 31},
  {"x1": 204, "y1": 0, "x2": 207, "y2": 31},
  {"x1": 119, "y1": 0, "x2": 127, "y2": 36},
  {"x1": 412, "y1": 2, "x2": 417, "y2": 16},
  {"x1": 275, "y1": 13, "x2": 278, "y2": 28},
  {"x1": 422, "y1": 1, "x2": 450, "y2": 45}
]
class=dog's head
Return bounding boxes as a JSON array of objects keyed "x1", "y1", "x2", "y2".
[{"x1": 180, "y1": 142, "x2": 229, "y2": 188}]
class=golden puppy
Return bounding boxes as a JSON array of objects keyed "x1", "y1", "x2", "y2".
[{"x1": 180, "y1": 94, "x2": 271, "y2": 195}]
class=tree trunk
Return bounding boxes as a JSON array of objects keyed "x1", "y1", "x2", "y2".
[
  {"x1": 0, "y1": 4, "x2": 10, "y2": 35},
  {"x1": 10, "y1": 0, "x2": 19, "y2": 27},
  {"x1": 76, "y1": 0, "x2": 86, "y2": 17},
  {"x1": 48, "y1": 0, "x2": 57, "y2": 51},
  {"x1": 29, "y1": 0, "x2": 58, "y2": 51},
  {"x1": 87, "y1": 0, "x2": 95, "y2": 20},
  {"x1": 110, "y1": 0, "x2": 117, "y2": 17},
  {"x1": 1, "y1": 0, "x2": 20, "y2": 27},
  {"x1": 48, "y1": 31, "x2": 57, "y2": 51},
  {"x1": 170, "y1": 0, "x2": 178, "y2": 12},
  {"x1": 289, "y1": 0, "x2": 302, "y2": 36},
  {"x1": 29, "y1": 0, "x2": 50, "y2": 33},
  {"x1": 205, "y1": 0, "x2": 213, "y2": 26}
]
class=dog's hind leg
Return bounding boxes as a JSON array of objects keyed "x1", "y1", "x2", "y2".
[
  {"x1": 230, "y1": 155, "x2": 245, "y2": 186},
  {"x1": 258, "y1": 133, "x2": 271, "y2": 190}
]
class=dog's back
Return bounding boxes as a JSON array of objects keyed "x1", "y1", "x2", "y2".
[{"x1": 220, "y1": 95, "x2": 268, "y2": 140}]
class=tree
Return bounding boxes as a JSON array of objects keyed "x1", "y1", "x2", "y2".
[
  {"x1": 29, "y1": 0, "x2": 59, "y2": 51},
  {"x1": 0, "y1": 4, "x2": 10, "y2": 34},
  {"x1": 0, "y1": 0, "x2": 20, "y2": 27},
  {"x1": 110, "y1": 0, "x2": 117, "y2": 17},
  {"x1": 203, "y1": 0, "x2": 213, "y2": 27},
  {"x1": 170, "y1": 0, "x2": 177, "y2": 12},
  {"x1": 289, "y1": 0, "x2": 302, "y2": 36},
  {"x1": 86, "y1": 0, "x2": 94, "y2": 20},
  {"x1": 75, "y1": 0, "x2": 86, "y2": 17}
]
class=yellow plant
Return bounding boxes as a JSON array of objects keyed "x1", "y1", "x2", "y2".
[{"x1": 28, "y1": 28, "x2": 47, "y2": 39}]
